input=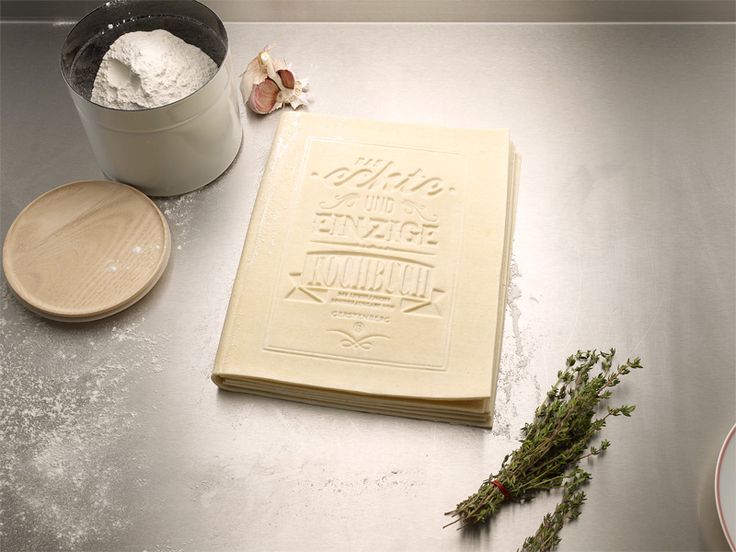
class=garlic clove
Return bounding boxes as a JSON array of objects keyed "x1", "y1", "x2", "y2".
[
  {"x1": 241, "y1": 45, "x2": 309, "y2": 114},
  {"x1": 248, "y1": 78, "x2": 280, "y2": 114},
  {"x1": 277, "y1": 69, "x2": 295, "y2": 89},
  {"x1": 241, "y1": 57, "x2": 266, "y2": 91}
]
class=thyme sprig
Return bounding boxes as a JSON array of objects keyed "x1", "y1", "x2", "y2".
[
  {"x1": 518, "y1": 468, "x2": 589, "y2": 551},
  {"x1": 445, "y1": 349, "x2": 642, "y2": 549}
]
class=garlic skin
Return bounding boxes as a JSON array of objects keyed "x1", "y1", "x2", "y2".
[{"x1": 240, "y1": 46, "x2": 309, "y2": 115}]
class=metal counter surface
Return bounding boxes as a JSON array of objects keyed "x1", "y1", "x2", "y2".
[{"x1": 1, "y1": 21, "x2": 734, "y2": 552}]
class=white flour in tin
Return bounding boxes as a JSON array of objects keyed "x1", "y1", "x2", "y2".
[{"x1": 90, "y1": 29, "x2": 217, "y2": 110}]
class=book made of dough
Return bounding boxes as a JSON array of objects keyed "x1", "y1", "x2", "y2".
[{"x1": 213, "y1": 112, "x2": 519, "y2": 425}]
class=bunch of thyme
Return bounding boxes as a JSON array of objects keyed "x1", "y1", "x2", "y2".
[{"x1": 445, "y1": 349, "x2": 642, "y2": 549}]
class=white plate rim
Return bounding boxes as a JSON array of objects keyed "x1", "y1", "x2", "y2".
[{"x1": 716, "y1": 423, "x2": 736, "y2": 551}]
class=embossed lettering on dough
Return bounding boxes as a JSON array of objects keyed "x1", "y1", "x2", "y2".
[
  {"x1": 315, "y1": 159, "x2": 449, "y2": 198},
  {"x1": 265, "y1": 138, "x2": 466, "y2": 370},
  {"x1": 313, "y1": 213, "x2": 439, "y2": 248}
]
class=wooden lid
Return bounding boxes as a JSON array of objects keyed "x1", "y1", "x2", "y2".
[{"x1": 2, "y1": 180, "x2": 171, "y2": 322}]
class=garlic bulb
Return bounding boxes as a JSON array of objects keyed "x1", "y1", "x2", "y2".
[{"x1": 240, "y1": 46, "x2": 309, "y2": 115}]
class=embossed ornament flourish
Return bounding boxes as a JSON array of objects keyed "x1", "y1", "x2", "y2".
[{"x1": 327, "y1": 329, "x2": 389, "y2": 350}]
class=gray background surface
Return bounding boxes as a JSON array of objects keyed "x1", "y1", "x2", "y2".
[
  {"x1": 2, "y1": 0, "x2": 734, "y2": 22},
  {"x1": 1, "y1": 13, "x2": 735, "y2": 552}
]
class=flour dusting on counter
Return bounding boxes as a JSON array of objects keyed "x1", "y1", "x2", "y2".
[
  {"x1": 0, "y1": 282, "x2": 164, "y2": 548},
  {"x1": 156, "y1": 189, "x2": 202, "y2": 249},
  {"x1": 492, "y1": 258, "x2": 542, "y2": 440}
]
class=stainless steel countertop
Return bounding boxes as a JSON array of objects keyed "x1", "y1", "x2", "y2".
[{"x1": 1, "y1": 20, "x2": 734, "y2": 552}]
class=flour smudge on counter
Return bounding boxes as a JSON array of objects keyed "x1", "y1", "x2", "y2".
[
  {"x1": 156, "y1": 188, "x2": 203, "y2": 250},
  {"x1": 0, "y1": 281, "x2": 162, "y2": 549},
  {"x1": 491, "y1": 258, "x2": 542, "y2": 440}
]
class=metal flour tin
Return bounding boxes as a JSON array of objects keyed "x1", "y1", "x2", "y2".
[{"x1": 60, "y1": 0, "x2": 242, "y2": 197}]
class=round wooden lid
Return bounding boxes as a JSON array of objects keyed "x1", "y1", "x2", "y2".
[{"x1": 3, "y1": 180, "x2": 171, "y2": 322}]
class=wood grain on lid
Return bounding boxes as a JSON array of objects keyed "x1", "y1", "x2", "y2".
[{"x1": 2, "y1": 180, "x2": 171, "y2": 322}]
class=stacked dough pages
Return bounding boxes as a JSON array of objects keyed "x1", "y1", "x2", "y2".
[{"x1": 213, "y1": 112, "x2": 519, "y2": 427}]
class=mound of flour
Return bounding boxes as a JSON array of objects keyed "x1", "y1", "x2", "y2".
[{"x1": 91, "y1": 29, "x2": 217, "y2": 110}]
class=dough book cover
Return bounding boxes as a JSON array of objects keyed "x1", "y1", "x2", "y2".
[
  {"x1": 213, "y1": 111, "x2": 519, "y2": 426},
  {"x1": 266, "y1": 138, "x2": 466, "y2": 371}
]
